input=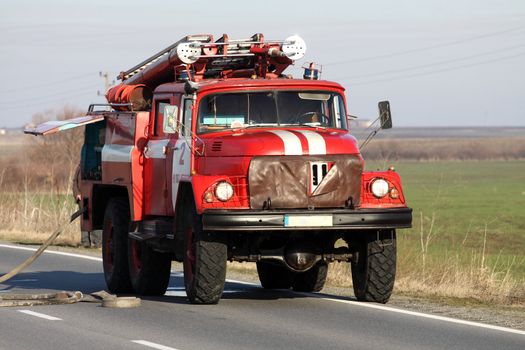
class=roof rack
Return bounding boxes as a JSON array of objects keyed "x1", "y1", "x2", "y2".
[{"x1": 118, "y1": 33, "x2": 306, "y2": 87}]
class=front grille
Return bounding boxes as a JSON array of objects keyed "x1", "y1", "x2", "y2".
[{"x1": 248, "y1": 154, "x2": 362, "y2": 209}]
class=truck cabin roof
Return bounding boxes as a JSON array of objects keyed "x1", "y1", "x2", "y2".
[{"x1": 153, "y1": 78, "x2": 345, "y2": 96}]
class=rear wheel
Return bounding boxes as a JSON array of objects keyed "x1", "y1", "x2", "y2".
[
  {"x1": 256, "y1": 261, "x2": 294, "y2": 289},
  {"x1": 128, "y1": 239, "x2": 171, "y2": 295},
  {"x1": 182, "y1": 198, "x2": 227, "y2": 304},
  {"x1": 351, "y1": 230, "x2": 396, "y2": 303},
  {"x1": 102, "y1": 198, "x2": 133, "y2": 293},
  {"x1": 292, "y1": 261, "x2": 328, "y2": 292}
]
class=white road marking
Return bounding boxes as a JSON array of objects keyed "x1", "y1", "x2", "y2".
[
  {"x1": 296, "y1": 130, "x2": 326, "y2": 155},
  {"x1": 11, "y1": 279, "x2": 38, "y2": 282},
  {"x1": 164, "y1": 291, "x2": 186, "y2": 297},
  {"x1": 165, "y1": 289, "x2": 239, "y2": 297},
  {"x1": 225, "y1": 278, "x2": 525, "y2": 337},
  {"x1": 18, "y1": 310, "x2": 62, "y2": 321},
  {"x1": 225, "y1": 278, "x2": 260, "y2": 287},
  {"x1": 0, "y1": 244, "x2": 102, "y2": 262},
  {"x1": 268, "y1": 130, "x2": 302, "y2": 155},
  {"x1": 315, "y1": 295, "x2": 525, "y2": 336},
  {"x1": 1, "y1": 244, "x2": 524, "y2": 336},
  {"x1": 132, "y1": 340, "x2": 180, "y2": 350}
]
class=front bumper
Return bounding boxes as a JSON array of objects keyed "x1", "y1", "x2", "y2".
[{"x1": 202, "y1": 207, "x2": 412, "y2": 231}]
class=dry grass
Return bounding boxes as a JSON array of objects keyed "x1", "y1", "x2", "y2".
[
  {"x1": 0, "y1": 190, "x2": 80, "y2": 246},
  {"x1": 394, "y1": 213, "x2": 525, "y2": 305},
  {"x1": 322, "y1": 211, "x2": 525, "y2": 305},
  {"x1": 361, "y1": 137, "x2": 525, "y2": 161},
  {"x1": 0, "y1": 106, "x2": 83, "y2": 246}
]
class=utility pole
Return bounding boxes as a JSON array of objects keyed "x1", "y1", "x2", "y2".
[{"x1": 97, "y1": 71, "x2": 115, "y2": 96}]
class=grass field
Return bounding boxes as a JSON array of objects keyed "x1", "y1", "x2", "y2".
[
  {"x1": 387, "y1": 161, "x2": 525, "y2": 273},
  {"x1": 365, "y1": 160, "x2": 525, "y2": 303}
]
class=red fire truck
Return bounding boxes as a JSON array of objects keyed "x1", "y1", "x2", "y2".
[{"x1": 26, "y1": 33, "x2": 412, "y2": 304}]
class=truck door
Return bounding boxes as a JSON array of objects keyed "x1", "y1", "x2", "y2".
[
  {"x1": 168, "y1": 95, "x2": 193, "y2": 213},
  {"x1": 143, "y1": 94, "x2": 175, "y2": 216}
]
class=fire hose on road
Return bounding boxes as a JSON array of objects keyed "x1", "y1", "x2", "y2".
[{"x1": 0, "y1": 208, "x2": 140, "y2": 308}]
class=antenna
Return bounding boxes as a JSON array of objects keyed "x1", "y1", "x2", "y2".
[{"x1": 97, "y1": 71, "x2": 115, "y2": 96}]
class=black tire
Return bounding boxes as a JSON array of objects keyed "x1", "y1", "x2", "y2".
[
  {"x1": 256, "y1": 261, "x2": 294, "y2": 289},
  {"x1": 128, "y1": 239, "x2": 171, "y2": 295},
  {"x1": 351, "y1": 230, "x2": 396, "y2": 303},
  {"x1": 182, "y1": 198, "x2": 227, "y2": 304},
  {"x1": 102, "y1": 198, "x2": 133, "y2": 293},
  {"x1": 292, "y1": 261, "x2": 328, "y2": 292}
]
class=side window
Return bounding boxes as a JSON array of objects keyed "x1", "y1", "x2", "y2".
[
  {"x1": 154, "y1": 100, "x2": 170, "y2": 136},
  {"x1": 82, "y1": 120, "x2": 106, "y2": 180},
  {"x1": 182, "y1": 99, "x2": 193, "y2": 137},
  {"x1": 334, "y1": 95, "x2": 348, "y2": 129},
  {"x1": 162, "y1": 105, "x2": 179, "y2": 134}
]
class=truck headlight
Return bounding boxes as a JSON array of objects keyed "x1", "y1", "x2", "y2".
[
  {"x1": 371, "y1": 178, "x2": 389, "y2": 198},
  {"x1": 215, "y1": 181, "x2": 234, "y2": 202}
]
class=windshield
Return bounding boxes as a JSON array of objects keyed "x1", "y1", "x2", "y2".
[{"x1": 197, "y1": 91, "x2": 347, "y2": 134}]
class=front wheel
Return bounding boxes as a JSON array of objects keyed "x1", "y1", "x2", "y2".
[
  {"x1": 350, "y1": 230, "x2": 396, "y2": 303},
  {"x1": 182, "y1": 198, "x2": 227, "y2": 304},
  {"x1": 128, "y1": 239, "x2": 171, "y2": 295}
]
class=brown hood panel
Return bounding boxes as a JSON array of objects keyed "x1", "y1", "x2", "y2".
[{"x1": 249, "y1": 155, "x2": 362, "y2": 209}]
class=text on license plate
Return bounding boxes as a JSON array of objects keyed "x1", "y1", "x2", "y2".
[{"x1": 284, "y1": 215, "x2": 333, "y2": 227}]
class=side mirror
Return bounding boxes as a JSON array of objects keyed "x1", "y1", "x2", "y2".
[{"x1": 378, "y1": 101, "x2": 392, "y2": 129}]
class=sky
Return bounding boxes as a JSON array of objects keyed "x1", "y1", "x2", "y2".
[{"x1": 0, "y1": 0, "x2": 524, "y2": 128}]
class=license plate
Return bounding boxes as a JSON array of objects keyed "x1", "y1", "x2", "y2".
[{"x1": 284, "y1": 215, "x2": 333, "y2": 227}]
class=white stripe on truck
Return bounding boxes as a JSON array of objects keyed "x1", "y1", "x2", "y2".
[
  {"x1": 296, "y1": 130, "x2": 326, "y2": 155},
  {"x1": 268, "y1": 130, "x2": 302, "y2": 155}
]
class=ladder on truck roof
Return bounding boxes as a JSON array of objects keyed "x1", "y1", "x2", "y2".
[{"x1": 118, "y1": 33, "x2": 306, "y2": 86}]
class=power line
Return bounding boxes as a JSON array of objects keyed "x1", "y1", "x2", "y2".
[
  {"x1": 338, "y1": 44, "x2": 525, "y2": 80},
  {"x1": 324, "y1": 24, "x2": 525, "y2": 65},
  {"x1": 0, "y1": 72, "x2": 99, "y2": 93},
  {"x1": 340, "y1": 51, "x2": 525, "y2": 86},
  {"x1": 0, "y1": 83, "x2": 100, "y2": 108},
  {"x1": 0, "y1": 90, "x2": 98, "y2": 113}
]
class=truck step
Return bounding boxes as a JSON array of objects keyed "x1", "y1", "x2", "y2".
[
  {"x1": 128, "y1": 231, "x2": 164, "y2": 242},
  {"x1": 128, "y1": 219, "x2": 173, "y2": 241}
]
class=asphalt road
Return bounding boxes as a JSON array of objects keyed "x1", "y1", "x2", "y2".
[{"x1": 1, "y1": 243, "x2": 524, "y2": 350}]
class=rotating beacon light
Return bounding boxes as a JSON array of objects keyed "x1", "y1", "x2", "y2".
[{"x1": 303, "y1": 62, "x2": 321, "y2": 80}]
